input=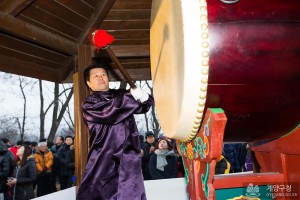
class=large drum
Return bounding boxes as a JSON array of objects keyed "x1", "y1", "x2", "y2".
[{"x1": 150, "y1": 0, "x2": 300, "y2": 142}]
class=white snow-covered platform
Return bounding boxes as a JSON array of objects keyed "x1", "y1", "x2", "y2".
[{"x1": 33, "y1": 178, "x2": 187, "y2": 200}]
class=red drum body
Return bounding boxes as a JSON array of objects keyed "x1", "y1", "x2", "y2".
[
  {"x1": 206, "y1": 0, "x2": 300, "y2": 141},
  {"x1": 151, "y1": 0, "x2": 300, "y2": 142}
]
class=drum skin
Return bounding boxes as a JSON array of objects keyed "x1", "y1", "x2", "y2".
[
  {"x1": 151, "y1": 0, "x2": 300, "y2": 142},
  {"x1": 206, "y1": 0, "x2": 300, "y2": 141}
]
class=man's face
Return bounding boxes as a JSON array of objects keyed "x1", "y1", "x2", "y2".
[
  {"x1": 39, "y1": 145, "x2": 47, "y2": 152},
  {"x1": 56, "y1": 137, "x2": 63, "y2": 145},
  {"x1": 146, "y1": 135, "x2": 155, "y2": 144},
  {"x1": 65, "y1": 137, "x2": 73, "y2": 146},
  {"x1": 87, "y1": 68, "x2": 109, "y2": 91}
]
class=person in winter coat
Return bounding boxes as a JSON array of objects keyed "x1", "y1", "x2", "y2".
[
  {"x1": 6, "y1": 145, "x2": 36, "y2": 200},
  {"x1": 223, "y1": 143, "x2": 241, "y2": 173},
  {"x1": 0, "y1": 140, "x2": 12, "y2": 200},
  {"x1": 215, "y1": 155, "x2": 231, "y2": 174},
  {"x1": 56, "y1": 136, "x2": 75, "y2": 189},
  {"x1": 141, "y1": 131, "x2": 156, "y2": 180},
  {"x1": 34, "y1": 142, "x2": 53, "y2": 197},
  {"x1": 50, "y1": 136, "x2": 64, "y2": 192},
  {"x1": 149, "y1": 138, "x2": 178, "y2": 180}
]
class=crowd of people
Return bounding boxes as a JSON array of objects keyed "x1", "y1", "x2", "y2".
[
  {"x1": 0, "y1": 134, "x2": 254, "y2": 200},
  {"x1": 0, "y1": 136, "x2": 75, "y2": 200}
]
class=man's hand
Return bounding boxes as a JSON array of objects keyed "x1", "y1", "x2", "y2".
[
  {"x1": 149, "y1": 146, "x2": 155, "y2": 153},
  {"x1": 6, "y1": 177, "x2": 17, "y2": 186},
  {"x1": 41, "y1": 167, "x2": 48, "y2": 173},
  {"x1": 130, "y1": 87, "x2": 149, "y2": 103}
]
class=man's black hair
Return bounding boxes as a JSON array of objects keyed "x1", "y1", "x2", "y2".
[
  {"x1": 83, "y1": 64, "x2": 109, "y2": 89},
  {"x1": 57, "y1": 136, "x2": 65, "y2": 142},
  {"x1": 0, "y1": 138, "x2": 9, "y2": 144},
  {"x1": 31, "y1": 141, "x2": 38, "y2": 147},
  {"x1": 65, "y1": 135, "x2": 73, "y2": 140},
  {"x1": 23, "y1": 141, "x2": 32, "y2": 146},
  {"x1": 39, "y1": 138, "x2": 47, "y2": 142}
]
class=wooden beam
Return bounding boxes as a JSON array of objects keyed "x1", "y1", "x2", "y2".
[
  {"x1": 112, "y1": 0, "x2": 152, "y2": 9},
  {"x1": 79, "y1": 0, "x2": 116, "y2": 44},
  {"x1": 59, "y1": 57, "x2": 75, "y2": 82},
  {"x1": 0, "y1": 54, "x2": 60, "y2": 82},
  {"x1": 92, "y1": 45, "x2": 150, "y2": 57},
  {"x1": 109, "y1": 67, "x2": 151, "y2": 81},
  {"x1": 0, "y1": 0, "x2": 33, "y2": 16},
  {"x1": 101, "y1": 19, "x2": 150, "y2": 30},
  {"x1": 0, "y1": 12, "x2": 77, "y2": 55},
  {"x1": 105, "y1": 9, "x2": 151, "y2": 20}
]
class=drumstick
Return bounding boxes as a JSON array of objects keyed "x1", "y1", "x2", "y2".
[
  {"x1": 92, "y1": 29, "x2": 136, "y2": 89},
  {"x1": 106, "y1": 47, "x2": 136, "y2": 89}
]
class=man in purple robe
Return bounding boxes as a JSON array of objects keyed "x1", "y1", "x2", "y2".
[{"x1": 76, "y1": 64, "x2": 154, "y2": 200}]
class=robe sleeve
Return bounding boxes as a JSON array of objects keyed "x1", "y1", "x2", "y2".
[{"x1": 82, "y1": 90, "x2": 154, "y2": 125}]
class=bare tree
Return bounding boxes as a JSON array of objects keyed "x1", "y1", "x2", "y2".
[
  {"x1": 39, "y1": 80, "x2": 46, "y2": 139},
  {"x1": 0, "y1": 116, "x2": 19, "y2": 143},
  {"x1": 47, "y1": 83, "x2": 73, "y2": 142},
  {"x1": 119, "y1": 81, "x2": 127, "y2": 90},
  {"x1": 0, "y1": 72, "x2": 74, "y2": 143},
  {"x1": 131, "y1": 80, "x2": 161, "y2": 138},
  {"x1": 61, "y1": 84, "x2": 74, "y2": 132},
  {"x1": 38, "y1": 81, "x2": 74, "y2": 142},
  {"x1": 144, "y1": 81, "x2": 161, "y2": 136},
  {"x1": 14, "y1": 76, "x2": 36, "y2": 141},
  {"x1": 0, "y1": 73, "x2": 38, "y2": 142}
]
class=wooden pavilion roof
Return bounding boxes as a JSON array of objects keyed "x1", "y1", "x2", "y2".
[{"x1": 0, "y1": 0, "x2": 152, "y2": 82}]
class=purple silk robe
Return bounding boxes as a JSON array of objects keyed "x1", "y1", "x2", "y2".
[{"x1": 76, "y1": 89, "x2": 154, "y2": 200}]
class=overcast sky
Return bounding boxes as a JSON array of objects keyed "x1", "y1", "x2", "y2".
[{"x1": 0, "y1": 72, "x2": 74, "y2": 138}]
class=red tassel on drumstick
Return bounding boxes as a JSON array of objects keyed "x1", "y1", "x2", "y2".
[
  {"x1": 92, "y1": 29, "x2": 114, "y2": 48},
  {"x1": 92, "y1": 29, "x2": 136, "y2": 89}
]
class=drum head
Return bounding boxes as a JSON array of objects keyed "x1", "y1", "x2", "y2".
[{"x1": 150, "y1": 0, "x2": 210, "y2": 141}]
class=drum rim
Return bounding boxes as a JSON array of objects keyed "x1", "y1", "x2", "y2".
[{"x1": 150, "y1": 0, "x2": 210, "y2": 142}]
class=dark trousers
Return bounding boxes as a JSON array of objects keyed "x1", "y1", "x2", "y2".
[
  {"x1": 59, "y1": 176, "x2": 68, "y2": 190},
  {"x1": 50, "y1": 172, "x2": 58, "y2": 192},
  {"x1": 4, "y1": 191, "x2": 8, "y2": 200},
  {"x1": 36, "y1": 173, "x2": 52, "y2": 197}
]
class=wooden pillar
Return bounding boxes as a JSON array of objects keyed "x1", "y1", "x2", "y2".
[{"x1": 74, "y1": 44, "x2": 92, "y2": 187}]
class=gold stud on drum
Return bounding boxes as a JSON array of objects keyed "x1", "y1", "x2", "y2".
[
  {"x1": 202, "y1": 51, "x2": 209, "y2": 58},
  {"x1": 201, "y1": 32, "x2": 208, "y2": 39},
  {"x1": 202, "y1": 60, "x2": 209, "y2": 66},
  {"x1": 198, "y1": 100, "x2": 206, "y2": 106},
  {"x1": 200, "y1": 86, "x2": 207, "y2": 92},
  {"x1": 201, "y1": 78, "x2": 208, "y2": 84},
  {"x1": 196, "y1": 113, "x2": 203, "y2": 119},
  {"x1": 201, "y1": 24, "x2": 208, "y2": 30},
  {"x1": 201, "y1": 68, "x2": 209, "y2": 75},
  {"x1": 200, "y1": 14, "x2": 207, "y2": 21}
]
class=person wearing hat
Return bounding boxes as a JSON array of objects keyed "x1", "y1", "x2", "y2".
[
  {"x1": 141, "y1": 131, "x2": 156, "y2": 180},
  {"x1": 76, "y1": 64, "x2": 154, "y2": 200}
]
